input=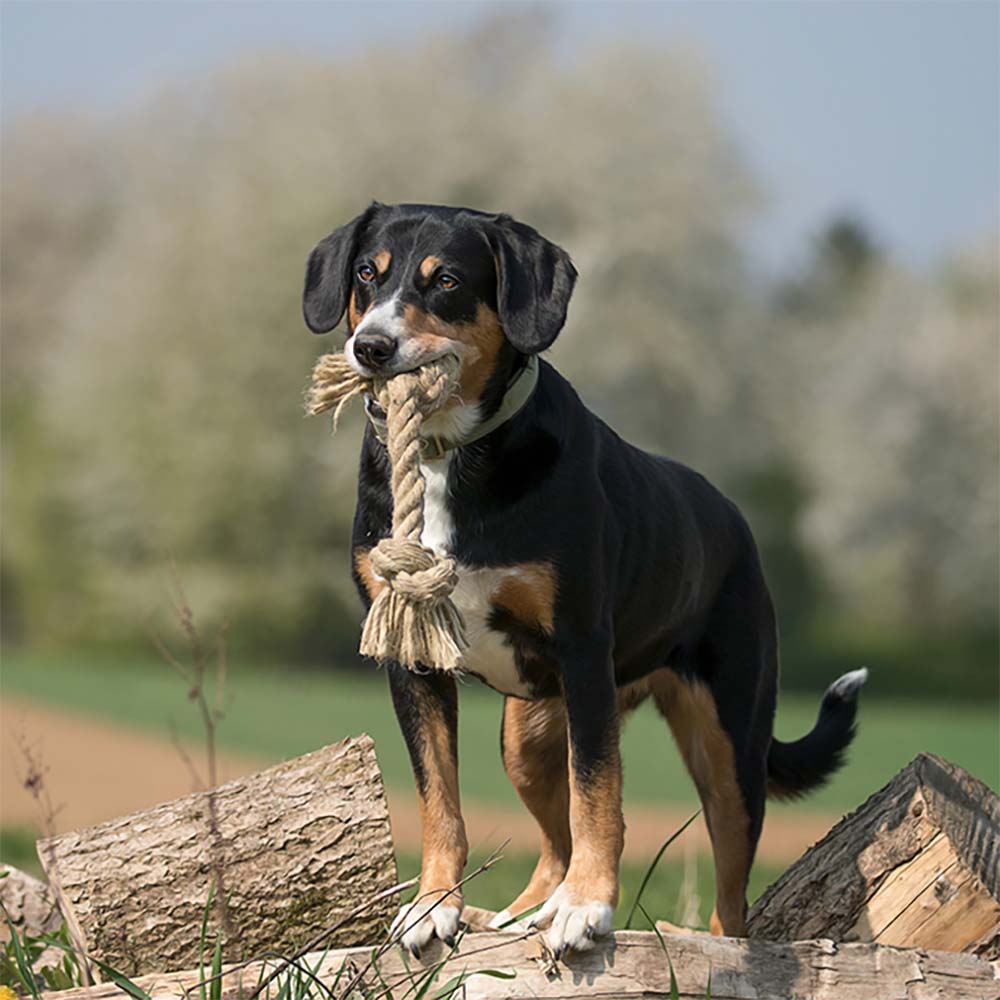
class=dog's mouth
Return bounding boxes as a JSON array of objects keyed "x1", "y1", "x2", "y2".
[{"x1": 364, "y1": 395, "x2": 387, "y2": 421}]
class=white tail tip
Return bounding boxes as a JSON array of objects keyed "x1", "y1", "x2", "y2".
[{"x1": 827, "y1": 666, "x2": 869, "y2": 700}]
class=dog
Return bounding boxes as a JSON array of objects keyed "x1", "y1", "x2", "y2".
[{"x1": 302, "y1": 202, "x2": 866, "y2": 958}]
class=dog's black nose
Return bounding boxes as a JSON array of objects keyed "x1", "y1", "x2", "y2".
[{"x1": 353, "y1": 333, "x2": 398, "y2": 370}]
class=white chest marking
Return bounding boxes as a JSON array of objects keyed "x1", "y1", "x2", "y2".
[
  {"x1": 420, "y1": 456, "x2": 454, "y2": 556},
  {"x1": 419, "y1": 455, "x2": 530, "y2": 697}
]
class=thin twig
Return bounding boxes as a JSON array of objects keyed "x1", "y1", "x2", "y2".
[
  {"x1": 153, "y1": 563, "x2": 235, "y2": 941},
  {"x1": 13, "y1": 732, "x2": 93, "y2": 987}
]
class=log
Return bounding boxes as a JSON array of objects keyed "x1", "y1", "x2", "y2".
[
  {"x1": 748, "y1": 753, "x2": 1000, "y2": 957},
  {"x1": 37, "y1": 735, "x2": 397, "y2": 976},
  {"x1": 0, "y1": 864, "x2": 61, "y2": 940},
  {"x1": 40, "y1": 928, "x2": 1000, "y2": 1000}
]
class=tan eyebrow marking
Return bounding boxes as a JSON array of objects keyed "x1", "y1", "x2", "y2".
[
  {"x1": 373, "y1": 250, "x2": 391, "y2": 274},
  {"x1": 420, "y1": 255, "x2": 441, "y2": 279}
]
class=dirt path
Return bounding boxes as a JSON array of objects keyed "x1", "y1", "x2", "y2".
[{"x1": 1, "y1": 695, "x2": 836, "y2": 864}]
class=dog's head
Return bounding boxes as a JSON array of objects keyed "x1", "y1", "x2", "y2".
[{"x1": 303, "y1": 203, "x2": 576, "y2": 429}]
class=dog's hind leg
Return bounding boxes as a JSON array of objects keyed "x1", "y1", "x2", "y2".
[
  {"x1": 491, "y1": 696, "x2": 571, "y2": 927},
  {"x1": 650, "y1": 572, "x2": 777, "y2": 936}
]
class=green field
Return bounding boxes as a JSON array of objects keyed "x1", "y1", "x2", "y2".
[{"x1": 3, "y1": 650, "x2": 997, "y2": 815}]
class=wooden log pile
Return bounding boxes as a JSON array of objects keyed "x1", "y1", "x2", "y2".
[{"x1": 12, "y1": 742, "x2": 1000, "y2": 999}]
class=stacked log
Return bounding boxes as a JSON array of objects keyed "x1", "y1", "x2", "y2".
[{"x1": 748, "y1": 753, "x2": 1000, "y2": 958}]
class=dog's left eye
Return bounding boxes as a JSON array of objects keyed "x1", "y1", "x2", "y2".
[
  {"x1": 437, "y1": 274, "x2": 459, "y2": 291},
  {"x1": 357, "y1": 264, "x2": 376, "y2": 283}
]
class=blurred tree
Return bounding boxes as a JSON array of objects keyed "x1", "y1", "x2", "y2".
[
  {"x1": 762, "y1": 232, "x2": 998, "y2": 635},
  {"x1": 1, "y1": 17, "x2": 995, "y2": 694},
  {"x1": 728, "y1": 458, "x2": 827, "y2": 648},
  {"x1": 775, "y1": 214, "x2": 881, "y2": 318}
]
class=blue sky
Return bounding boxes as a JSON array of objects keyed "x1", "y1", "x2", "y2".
[{"x1": 2, "y1": 1, "x2": 997, "y2": 271}]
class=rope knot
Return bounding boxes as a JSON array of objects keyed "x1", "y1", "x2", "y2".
[{"x1": 369, "y1": 539, "x2": 459, "y2": 605}]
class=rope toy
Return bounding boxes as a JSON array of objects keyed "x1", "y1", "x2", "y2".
[{"x1": 306, "y1": 352, "x2": 468, "y2": 671}]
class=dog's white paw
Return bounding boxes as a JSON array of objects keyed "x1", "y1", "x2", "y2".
[
  {"x1": 531, "y1": 884, "x2": 614, "y2": 957},
  {"x1": 487, "y1": 908, "x2": 531, "y2": 932},
  {"x1": 391, "y1": 897, "x2": 461, "y2": 958}
]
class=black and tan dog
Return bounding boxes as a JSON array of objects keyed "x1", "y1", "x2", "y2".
[{"x1": 303, "y1": 202, "x2": 866, "y2": 957}]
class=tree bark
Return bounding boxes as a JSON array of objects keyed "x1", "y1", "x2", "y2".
[
  {"x1": 748, "y1": 753, "x2": 1000, "y2": 958},
  {"x1": 41, "y1": 928, "x2": 1000, "y2": 1000},
  {"x1": 37, "y1": 735, "x2": 397, "y2": 976}
]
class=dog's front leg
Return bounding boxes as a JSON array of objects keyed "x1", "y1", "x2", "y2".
[
  {"x1": 387, "y1": 661, "x2": 467, "y2": 958},
  {"x1": 533, "y1": 634, "x2": 623, "y2": 956}
]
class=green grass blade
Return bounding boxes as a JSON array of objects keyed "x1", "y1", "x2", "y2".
[
  {"x1": 199, "y1": 881, "x2": 216, "y2": 1000},
  {"x1": 209, "y1": 933, "x2": 223, "y2": 1000},
  {"x1": 2, "y1": 907, "x2": 40, "y2": 1000},
  {"x1": 89, "y1": 958, "x2": 154, "y2": 1000},
  {"x1": 668, "y1": 953, "x2": 680, "y2": 1000},
  {"x1": 641, "y1": 909, "x2": 680, "y2": 1000},
  {"x1": 624, "y1": 810, "x2": 701, "y2": 929},
  {"x1": 431, "y1": 967, "x2": 514, "y2": 998},
  {"x1": 427, "y1": 971, "x2": 467, "y2": 999}
]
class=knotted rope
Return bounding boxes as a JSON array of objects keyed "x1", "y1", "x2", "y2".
[{"x1": 306, "y1": 352, "x2": 468, "y2": 671}]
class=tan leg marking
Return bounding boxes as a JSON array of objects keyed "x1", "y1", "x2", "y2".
[
  {"x1": 618, "y1": 676, "x2": 653, "y2": 715},
  {"x1": 410, "y1": 685, "x2": 467, "y2": 897},
  {"x1": 354, "y1": 548, "x2": 387, "y2": 600},
  {"x1": 650, "y1": 670, "x2": 750, "y2": 936},
  {"x1": 501, "y1": 697, "x2": 571, "y2": 916},
  {"x1": 491, "y1": 562, "x2": 557, "y2": 635},
  {"x1": 564, "y1": 745, "x2": 624, "y2": 909}
]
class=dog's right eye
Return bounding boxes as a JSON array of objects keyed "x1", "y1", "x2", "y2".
[{"x1": 357, "y1": 264, "x2": 376, "y2": 282}]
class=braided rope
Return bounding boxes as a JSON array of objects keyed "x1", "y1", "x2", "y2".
[{"x1": 307, "y1": 352, "x2": 468, "y2": 670}]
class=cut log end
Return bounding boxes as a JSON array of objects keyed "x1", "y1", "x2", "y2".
[{"x1": 748, "y1": 753, "x2": 1000, "y2": 959}]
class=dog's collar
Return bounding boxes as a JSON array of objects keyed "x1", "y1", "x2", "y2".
[{"x1": 366, "y1": 355, "x2": 539, "y2": 462}]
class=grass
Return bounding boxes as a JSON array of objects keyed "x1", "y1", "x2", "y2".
[{"x1": 3, "y1": 650, "x2": 997, "y2": 815}]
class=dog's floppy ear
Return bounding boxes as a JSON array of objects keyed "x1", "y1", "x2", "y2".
[
  {"x1": 486, "y1": 215, "x2": 577, "y2": 354},
  {"x1": 302, "y1": 202, "x2": 381, "y2": 334}
]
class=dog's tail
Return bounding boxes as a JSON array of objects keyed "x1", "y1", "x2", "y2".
[{"x1": 766, "y1": 667, "x2": 868, "y2": 801}]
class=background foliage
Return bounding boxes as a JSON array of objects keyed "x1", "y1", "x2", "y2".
[{"x1": 3, "y1": 14, "x2": 997, "y2": 698}]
